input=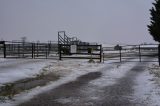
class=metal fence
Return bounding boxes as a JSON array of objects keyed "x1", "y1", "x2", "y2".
[
  {"x1": 103, "y1": 44, "x2": 158, "y2": 62},
  {"x1": 0, "y1": 40, "x2": 158, "y2": 63},
  {"x1": 0, "y1": 41, "x2": 58, "y2": 59},
  {"x1": 59, "y1": 44, "x2": 102, "y2": 62}
]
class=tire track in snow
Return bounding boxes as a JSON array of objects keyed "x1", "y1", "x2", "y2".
[{"x1": 18, "y1": 59, "x2": 138, "y2": 106}]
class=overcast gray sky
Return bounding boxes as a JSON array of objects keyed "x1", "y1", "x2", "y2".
[{"x1": 0, "y1": 0, "x2": 155, "y2": 44}]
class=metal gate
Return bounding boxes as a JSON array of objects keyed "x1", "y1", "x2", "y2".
[
  {"x1": 103, "y1": 44, "x2": 158, "y2": 62},
  {"x1": 59, "y1": 44, "x2": 102, "y2": 62}
]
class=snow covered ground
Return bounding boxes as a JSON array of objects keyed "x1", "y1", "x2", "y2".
[
  {"x1": 0, "y1": 59, "x2": 106, "y2": 106},
  {"x1": 0, "y1": 59, "x2": 54, "y2": 86},
  {"x1": 133, "y1": 63, "x2": 160, "y2": 106},
  {"x1": 0, "y1": 58, "x2": 160, "y2": 106}
]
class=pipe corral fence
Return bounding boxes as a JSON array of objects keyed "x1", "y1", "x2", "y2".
[
  {"x1": 0, "y1": 30, "x2": 159, "y2": 63},
  {"x1": 0, "y1": 31, "x2": 102, "y2": 62},
  {"x1": 0, "y1": 41, "x2": 58, "y2": 59},
  {"x1": 0, "y1": 41, "x2": 159, "y2": 63},
  {"x1": 102, "y1": 44, "x2": 158, "y2": 62}
]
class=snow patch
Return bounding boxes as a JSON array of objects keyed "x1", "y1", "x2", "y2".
[
  {"x1": 133, "y1": 63, "x2": 160, "y2": 106},
  {"x1": 0, "y1": 60, "x2": 105, "y2": 106},
  {"x1": 0, "y1": 59, "x2": 53, "y2": 85}
]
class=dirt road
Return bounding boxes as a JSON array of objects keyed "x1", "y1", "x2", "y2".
[{"x1": 19, "y1": 61, "x2": 150, "y2": 106}]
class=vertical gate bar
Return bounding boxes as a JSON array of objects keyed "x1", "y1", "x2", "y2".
[
  {"x1": 37, "y1": 42, "x2": 38, "y2": 57},
  {"x1": 34, "y1": 43, "x2": 35, "y2": 59},
  {"x1": 3, "y1": 41, "x2": 6, "y2": 58},
  {"x1": 32, "y1": 43, "x2": 34, "y2": 59},
  {"x1": 100, "y1": 45, "x2": 102, "y2": 62},
  {"x1": 22, "y1": 42, "x2": 24, "y2": 58},
  {"x1": 18, "y1": 44, "x2": 20, "y2": 58},
  {"x1": 48, "y1": 41, "x2": 51, "y2": 56},
  {"x1": 46, "y1": 44, "x2": 48, "y2": 59},
  {"x1": 103, "y1": 53, "x2": 104, "y2": 63}
]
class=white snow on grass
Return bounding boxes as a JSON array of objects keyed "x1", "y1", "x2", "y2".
[
  {"x1": 1, "y1": 58, "x2": 159, "y2": 106},
  {"x1": 0, "y1": 59, "x2": 106, "y2": 106},
  {"x1": 0, "y1": 58, "x2": 6, "y2": 62},
  {"x1": 0, "y1": 59, "x2": 54, "y2": 86},
  {"x1": 133, "y1": 62, "x2": 160, "y2": 106}
]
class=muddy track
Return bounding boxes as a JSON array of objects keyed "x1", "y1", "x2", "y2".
[
  {"x1": 99, "y1": 63, "x2": 148, "y2": 106},
  {"x1": 0, "y1": 73, "x2": 59, "y2": 99},
  {"x1": 19, "y1": 61, "x2": 150, "y2": 106},
  {"x1": 19, "y1": 72, "x2": 102, "y2": 106}
]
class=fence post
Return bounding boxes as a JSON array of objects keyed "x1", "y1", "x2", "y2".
[
  {"x1": 37, "y1": 42, "x2": 38, "y2": 57},
  {"x1": 59, "y1": 44, "x2": 62, "y2": 60},
  {"x1": 32, "y1": 43, "x2": 34, "y2": 59},
  {"x1": 100, "y1": 45, "x2": 102, "y2": 62},
  {"x1": 103, "y1": 53, "x2": 104, "y2": 63},
  {"x1": 3, "y1": 41, "x2": 6, "y2": 58},
  {"x1": 34, "y1": 43, "x2": 35, "y2": 59},
  {"x1": 46, "y1": 44, "x2": 48, "y2": 59},
  {"x1": 22, "y1": 42, "x2": 24, "y2": 58},
  {"x1": 139, "y1": 45, "x2": 141, "y2": 62}
]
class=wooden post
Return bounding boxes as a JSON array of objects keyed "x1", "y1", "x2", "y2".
[
  {"x1": 139, "y1": 45, "x2": 141, "y2": 62},
  {"x1": 158, "y1": 44, "x2": 160, "y2": 66}
]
